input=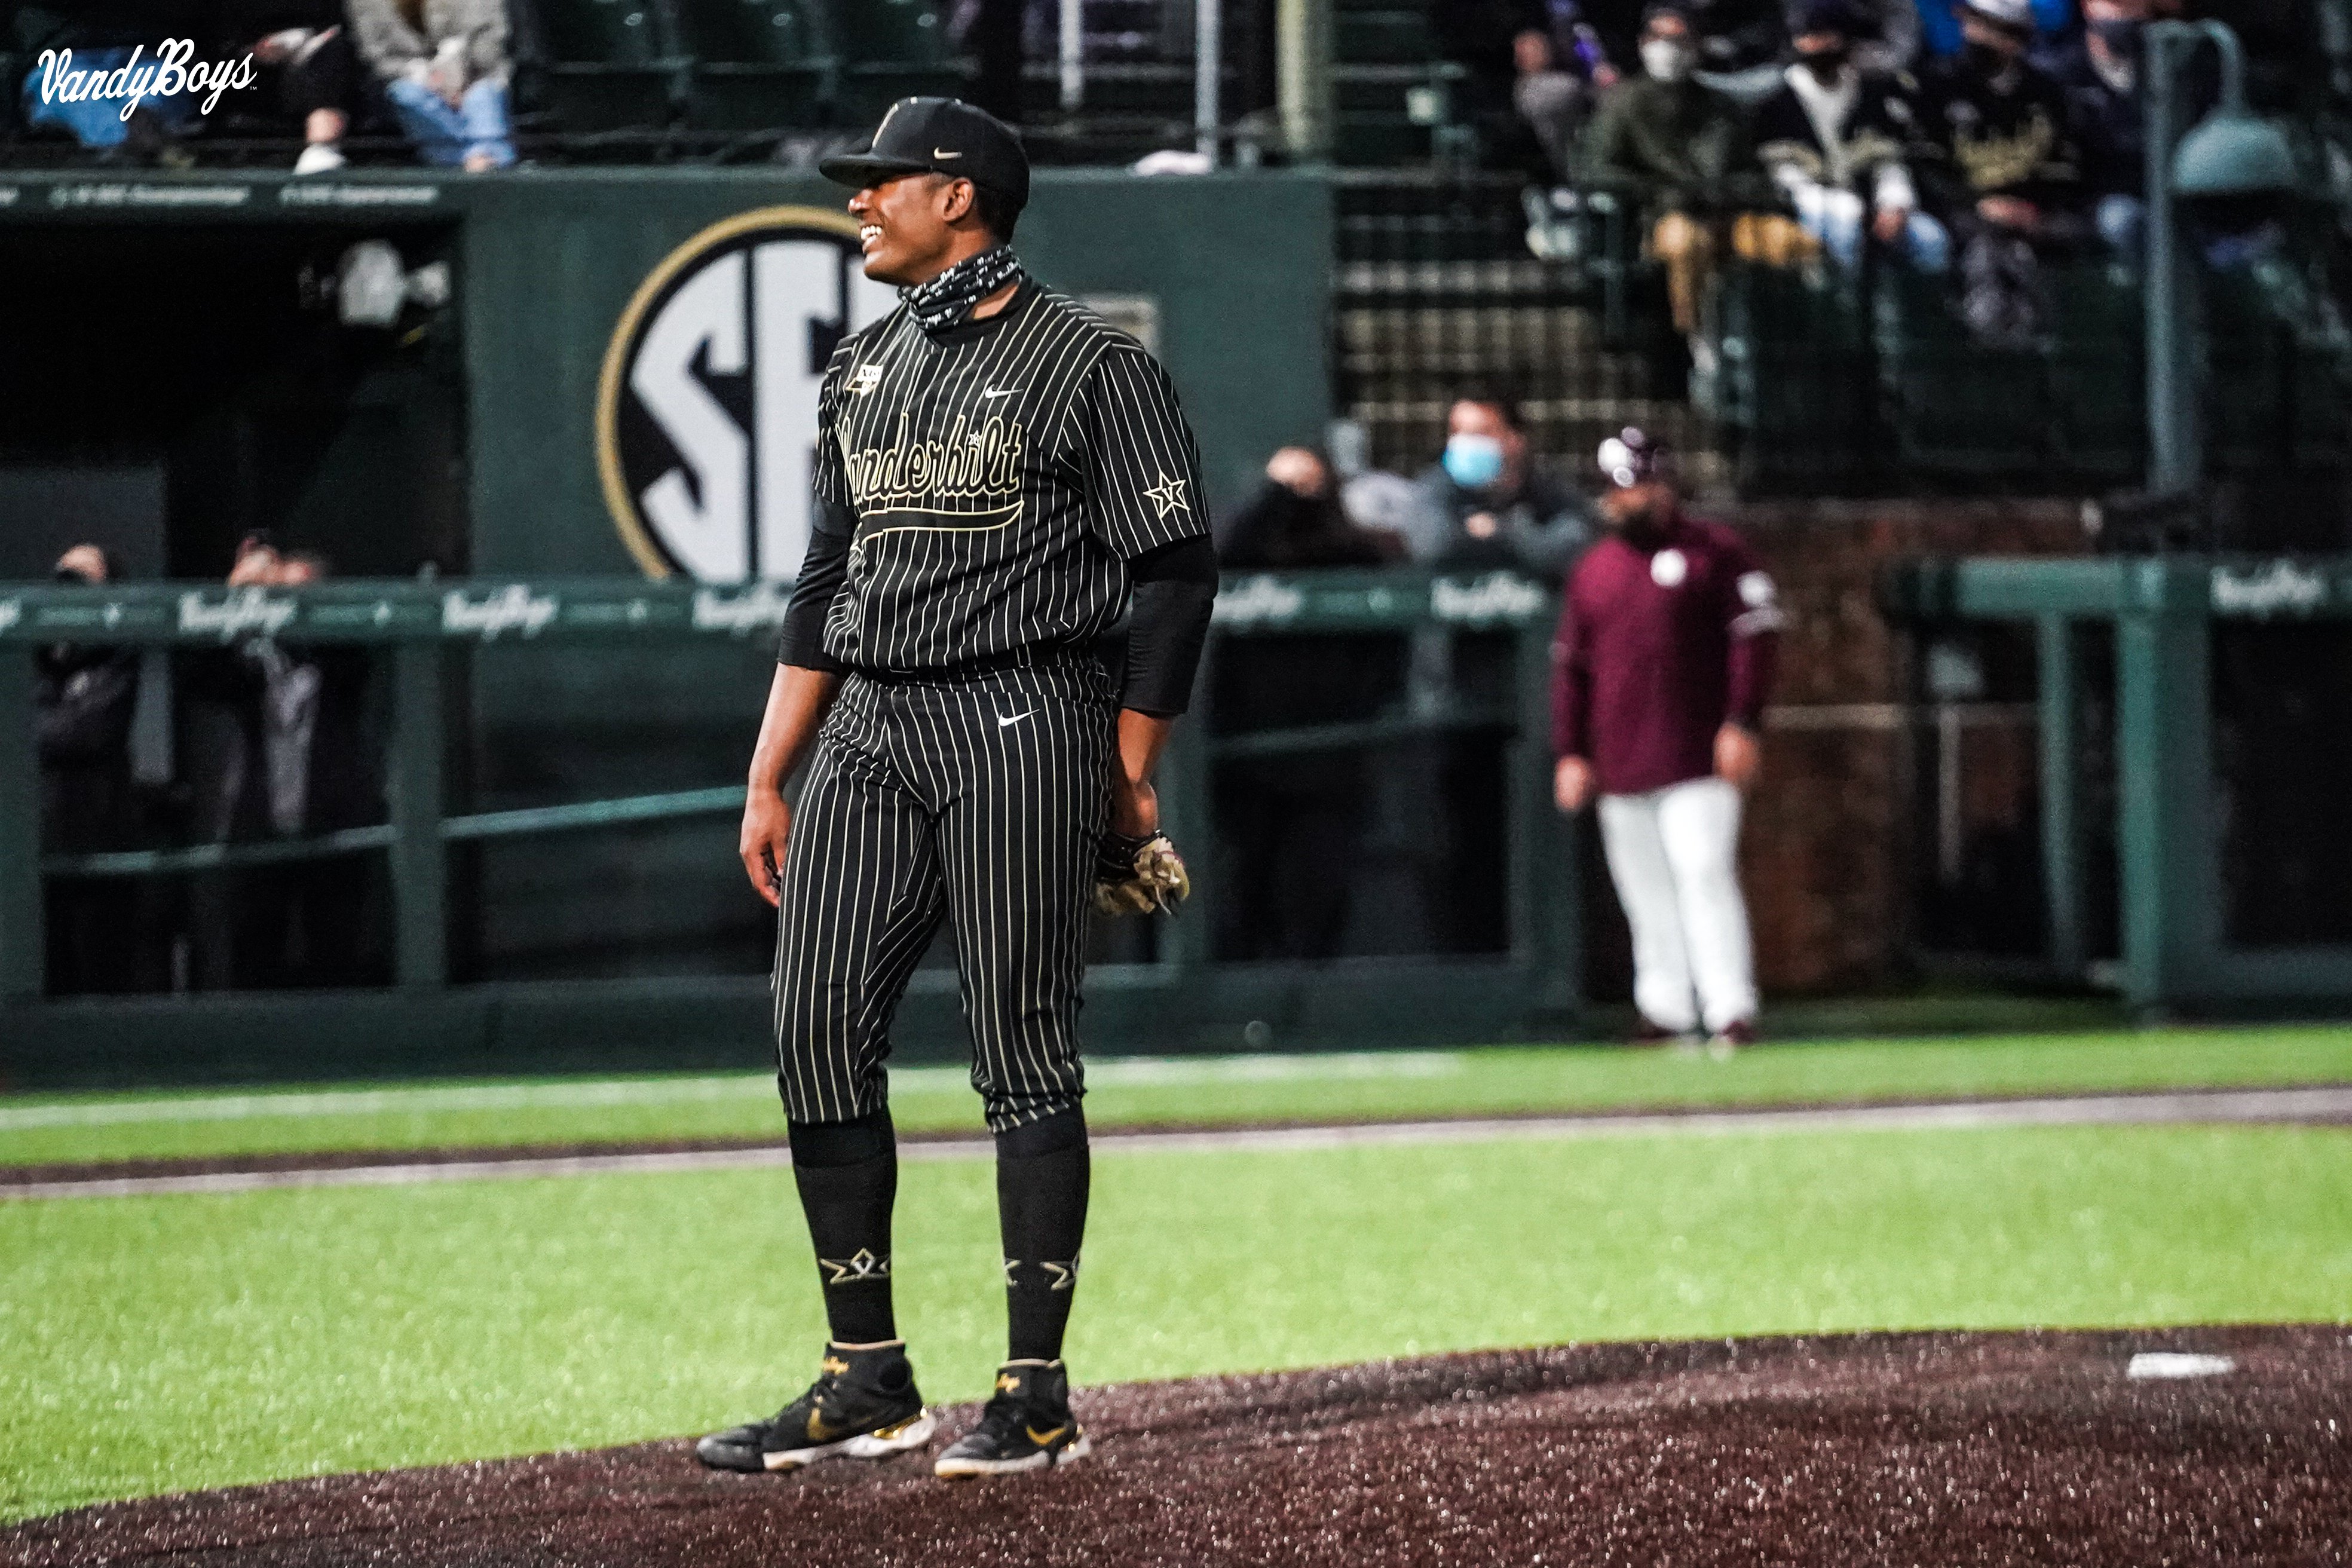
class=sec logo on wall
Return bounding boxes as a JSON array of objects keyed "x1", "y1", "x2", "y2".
[{"x1": 597, "y1": 207, "x2": 898, "y2": 582}]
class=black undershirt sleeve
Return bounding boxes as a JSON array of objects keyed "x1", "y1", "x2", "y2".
[
  {"x1": 774, "y1": 498, "x2": 853, "y2": 674},
  {"x1": 1120, "y1": 534, "x2": 1218, "y2": 718}
]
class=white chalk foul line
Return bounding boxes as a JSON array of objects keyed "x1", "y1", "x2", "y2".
[
  {"x1": 6, "y1": 1086, "x2": 2349, "y2": 1202},
  {"x1": 0, "y1": 1052, "x2": 1465, "y2": 1132}
]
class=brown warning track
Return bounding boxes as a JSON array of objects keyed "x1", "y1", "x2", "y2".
[{"x1": 7, "y1": 1327, "x2": 2347, "y2": 1567}]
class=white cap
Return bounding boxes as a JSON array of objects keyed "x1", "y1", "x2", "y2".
[{"x1": 1964, "y1": 0, "x2": 2035, "y2": 29}]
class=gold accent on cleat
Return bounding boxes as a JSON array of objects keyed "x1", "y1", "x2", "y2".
[
  {"x1": 872, "y1": 1413, "x2": 926, "y2": 1440},
  {"x1": 996, "y1": 1373, "x2": 1022, "y2": 1394},
  {"x1": 820, "y1": 1355, "x2": 851, "y2": 1376},
  {"x1": 1025, "y1": 1424, "x2": 1067, "y2": 1448}
]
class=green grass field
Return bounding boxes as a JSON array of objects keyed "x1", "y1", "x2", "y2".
[
  {"x1": 4, "y1": 1030, "x2": 2351, "y2": 1526},
  {"x1": 7, "y1": 1027, "x2": 2352, "y2": 1168}
]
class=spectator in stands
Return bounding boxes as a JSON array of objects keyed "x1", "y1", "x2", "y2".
[
  {"x1": 38, "y1": 545, "x2": 141, "y2": 993},
  {"x1": 1753, "y1": 1, "x2": 1950, "y2": 271},
  {"x1": 1212, "y1": 448, "x2": 1410, "y2": 961},
  {"x1": 2049, "y1": 0, "x2": 2149, "y2": 261},
  {"x1": 1909, "y1": 0, "x2": 2084, "y2": 346},
  {"x1": 1824, "y1": 0, "x2": 1925, "y2": 71},
  {"x1": 218, "y1": 2, "x2": 366, "y2": 174},
  {"x1": 1552, "y1": 428, "x2": 1779, "y2": 1053},
  {"x1": 1514, "y1": 27, "x2": 1610, "y2": 182},
  {"x1": 13, "y1": 2, "x2": 206, "y2": 158},
  {"x1": 1584, "y1": 5, "x2": 1804, "y2": 366},
  {"x1": 1688, "y1": 0, "x2": 1793, "y2": 98},
  {"x1": 1404, "y1": 396, "x2": 1592, "y2": 577},
  {"x1": 348, "y1": 0, "x2": 514, "y2": 172},
  {"x1": 1915, "y1": 0, "x2": 2074, "y2": 57}
]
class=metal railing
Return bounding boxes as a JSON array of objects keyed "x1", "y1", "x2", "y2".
[
  {"x1": 0, "y1": 570, "x2": 1576, "y2": 1055},
  {"x1": 1885, "y1": 553, "x2": 2352, "y2": 1011}
]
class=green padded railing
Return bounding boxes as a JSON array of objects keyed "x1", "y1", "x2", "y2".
[{"x1": 0, "y1": 569, "x2": 1572, "y2": 1012}]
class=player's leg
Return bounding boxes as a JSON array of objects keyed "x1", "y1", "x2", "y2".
[
  {"x1": 902, "y1": 663, "x2": 1109, "y2": 1476},
  {"x1": 1595, "y1": 789, "x2": 1701, "y2": 1037},
  {"x1": 1655, "y1": 774, "x2": 1759, "y2": 1044},
  {"x1": 699, "y1": 721, "x2": 947, "y2": 1474}
]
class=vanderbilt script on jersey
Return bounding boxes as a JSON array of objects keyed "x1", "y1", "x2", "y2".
[
  {"x1": 840, "y1": 411, "x2": 1026, "y2": 529},
  {"x1": 806, "y1": 283, "x2": 1208, "y2": 673}
]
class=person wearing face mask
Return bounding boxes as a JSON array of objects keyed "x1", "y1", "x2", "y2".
[
  {"x1": 1909, "y1": 0, "x2": 2084, "y2": 346},
  {"x1": 1551, "y1": 429, "x2": 1778, "y2": 1053},
  {"x1": 1797, "y1": 0, "x2": 1922, "y2": 73},
  {"x1": 1399, "y1": 396, "x2": 1590, "y2": 955},
  {"x1": 1751, "y1": 0, "x2": 1950, "y2": 271},
  {"x1": 1406, "y1": 396, "x2": 1592, "y2": 576},
  {"x1": 1584, "y1": 5, "x2": 1802, "y2": 354}
]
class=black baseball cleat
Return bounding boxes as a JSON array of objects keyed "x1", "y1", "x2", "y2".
[
  {"x1": 934, "y1": 1359, "x2": 1092, "y2": 1478},
  {"x1": 696, "y1": 1342, "x2": 936, "y2": 1473}
]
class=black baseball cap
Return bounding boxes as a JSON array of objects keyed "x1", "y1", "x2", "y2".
[{"x1": 819, "y1": 97, "x2": 1031, "y2": 214}]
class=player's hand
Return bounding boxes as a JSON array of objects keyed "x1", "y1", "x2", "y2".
[
  {"x1": 1714, "y1": 723, "x2": 1762, "y2": 791},
  {"x1": 1108, "y1": 773, "x2": 1159, "y2": 838},
  {"x1": 1554, "y1": 756, "x2": 1594, "y2": 814},
  {"x1": 740, "y1": 787, "x2": 792, "y2": 907}
]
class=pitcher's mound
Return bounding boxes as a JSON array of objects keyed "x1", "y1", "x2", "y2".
[{"x1": 9, "y1": 1327, "x2": 2348, "y2": 1567}]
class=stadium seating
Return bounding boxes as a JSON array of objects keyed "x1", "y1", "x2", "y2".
[
  {"x1": 677, "y1": 0, "x2": 826, "y2": 132},
  {"x1": 826, "y1": 0, "x2": 970, "y2": 124},
  {"x1": 531, "y1": 0, "x2": 686, "y2": 134},
  {"x1": 1332, "y1": 0, "x2": 1465, "y2": 169}
]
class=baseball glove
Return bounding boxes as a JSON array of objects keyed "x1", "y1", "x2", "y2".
[{"x1": 1093, "y1": 829, "x2": 1190, "y2": 917}]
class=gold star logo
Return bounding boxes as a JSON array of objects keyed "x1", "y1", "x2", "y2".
[{"x1": 1141, "y1": 471, "x2": 1190, "y2": 521}]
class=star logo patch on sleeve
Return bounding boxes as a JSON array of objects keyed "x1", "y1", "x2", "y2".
[{"x1": 1141, "y1": 472, "x2": 1190, "y2": 520}]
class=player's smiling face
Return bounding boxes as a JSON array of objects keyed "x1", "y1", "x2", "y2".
[{"x1": 848, "y1": 173, "x2": 968, "y2": 287}]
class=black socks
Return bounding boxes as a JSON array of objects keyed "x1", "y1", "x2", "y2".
[
  {"x1": 994, "y1": 1107, "x2": 1091, "y2": 1363},
  {"x1": 789, "y1": 1102, "x2": 1092, "y2": 1362},
  {"x1": 788, "y1": 1108, "x2": 898, "y2": 1346}
]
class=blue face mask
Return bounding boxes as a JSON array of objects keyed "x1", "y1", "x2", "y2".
[{"x1": 1443, "y1": 433, "x2": 1506, "y2": 491}]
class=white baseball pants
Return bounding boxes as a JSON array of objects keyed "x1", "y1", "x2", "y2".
[{"x1": 1596, "y1": 776, "x2": 1757, "y2": 1036}]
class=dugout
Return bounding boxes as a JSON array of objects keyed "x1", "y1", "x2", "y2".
[{"x1": 0, "y1": 166, "x2": 1410, "y2": 1082}]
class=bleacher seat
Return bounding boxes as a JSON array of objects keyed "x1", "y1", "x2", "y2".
[
  {"x1": 678, "y1": 0, "x2": 826, "y2": 131},
  {"x1": 1873, "y1": 265, "x2": 2055, "y2": 479},
  {"x1": 826, "y1": 0, "x2": 970, "y2": 124},
  {"x1": 534, "y1": 0, "x2": 684, "y2": 133},
  {"x1": 1715, "y1": 264, "x2": 1876, "y2": 494},
  {"x1": 2045, "y1": 268, "x2": 2143, "y2": 485}
]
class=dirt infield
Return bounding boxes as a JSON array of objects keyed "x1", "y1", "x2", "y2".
[{"x1": 7, "y1": 1326, "x2": 2345, "y2": 1567}]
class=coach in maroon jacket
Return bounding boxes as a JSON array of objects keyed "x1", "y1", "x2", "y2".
[{"x1": 1551, "y1": 428, "x2": 1780, "y2": 1050}]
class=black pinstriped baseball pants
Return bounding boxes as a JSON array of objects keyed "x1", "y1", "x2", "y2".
[{"x1": 772, "y1": 654, "x2": 1114, "y2": 1134}]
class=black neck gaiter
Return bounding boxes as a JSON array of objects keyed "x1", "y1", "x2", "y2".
[{"x1": 903, "y1": 244, "x2": 1026, "y2": 333}]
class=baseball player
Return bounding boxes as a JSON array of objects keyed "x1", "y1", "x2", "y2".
[
  {"x1": 696, "y1": 97, "x2": 1215, "y2": 1481},
  {"x1": 1550, "y1": 428, "x2": 1780, "y2": 1053}
]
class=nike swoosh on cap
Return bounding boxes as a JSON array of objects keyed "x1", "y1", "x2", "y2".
[{"x1": 934, "y1": 148, "x2": 963, "y2": 159}]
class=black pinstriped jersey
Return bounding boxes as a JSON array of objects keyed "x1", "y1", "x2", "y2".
[{"x1": 806, "y1": 280, "x2": 1208, "y2": 675}]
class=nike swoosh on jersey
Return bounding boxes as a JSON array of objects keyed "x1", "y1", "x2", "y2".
[
  {"x1": 997, "y1": 710, "x2": 1035, "y2": 728},
  {"x1": 983, "y1": 387, "x2": 1019, "y2": 397}
]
